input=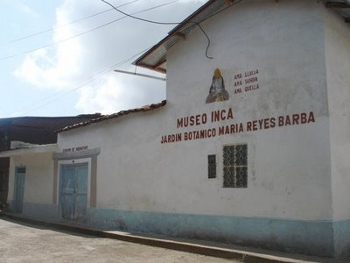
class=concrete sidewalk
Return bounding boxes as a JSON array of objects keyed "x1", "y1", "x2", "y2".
[{"x1": 0, "y1": 212, "x2": 343, "y2": 263}]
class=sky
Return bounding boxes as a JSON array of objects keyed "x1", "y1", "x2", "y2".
[{"x1": 0, "y1": 0, "x2": 206, "y2": 118}]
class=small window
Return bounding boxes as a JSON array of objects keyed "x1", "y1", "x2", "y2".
[
  {"x1": 223, "y1": 144, "x2": 247, "y2": 188},
  {"x1": 208, "y1": 155, "x2": 216, "y2": 179},
  {"x1": 16, "y1": 167, "x2": 26, "y2": 174}
]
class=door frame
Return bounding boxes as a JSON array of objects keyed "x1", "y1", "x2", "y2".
[
  {"x1": 13, "y1": 166, "x2": 26, "y2": 213},
  {"x1": 53, "y1": 148, "x2": 100, "y2": 209},
  {"x1": 59, "y1": 162, "x2": 88, "y2": 221}
]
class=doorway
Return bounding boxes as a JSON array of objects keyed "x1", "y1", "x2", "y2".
[
  {"x1": 0, "y1": 157, "x2": 9, "y2": 209},
  {"x1": 59, "y1": 163, "x2": 88, "y2": 221},
  {"x1": 14, "y1": 167, "x2": 26, "y2": 213}
]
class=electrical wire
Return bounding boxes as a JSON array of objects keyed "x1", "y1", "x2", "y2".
[
  {"x1": 101, "y1": 0, "x2": 245, "y2": 59},
  {"x1": 0, "y1": 0, "x2": 179, "y2": 61},
  {"x1": 10, "y1": 0, "x2": 245, "y2": 115},
  {"x1": 101, "y1": 0, "x2": 212, "y2": 59},
  {"x1": 3, "y1": 0, "x2": 139, "y2": 45},
  {"x1": 12, "y1": 47, "x2": 152, "y2": 116}
]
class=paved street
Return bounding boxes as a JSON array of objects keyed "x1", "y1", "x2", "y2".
[{"x1": 0, "y1": 218, "x2": 237, "y2": 263}]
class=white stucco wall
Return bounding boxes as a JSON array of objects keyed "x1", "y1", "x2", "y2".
[
  {"x1": 6, "y1": 0, "x2": 347, "y2": 257},
  {"x1": 8, "y1": 152, "x2": 54, "y2": 205},
  {"x1": 54, "y1": 0, "x2": 350, "y2": 257},
  {"x1": 58, "y1": 110, "x2": 170, "y2": 211},
  {"x1": 164, "y1": 0, "x2": 331, "y2": 220},
  {"x1": 58, "y1": 0, "x2": 333, "y2": 222},
  {"x1": 324, "y1": 9, "x2": 350, "y2": 221}
]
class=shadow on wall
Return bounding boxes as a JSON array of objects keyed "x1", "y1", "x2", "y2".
[{"x1": 0, "y1": 157, "x2": 9, "y2": 210}]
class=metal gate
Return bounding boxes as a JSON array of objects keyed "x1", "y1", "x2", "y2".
[
  {"x1": 60, "y1": 163, "x2": 88, "y2": 221},
  {"x1": 14, "y1": 167, "x2": 26, "y2": 213}
]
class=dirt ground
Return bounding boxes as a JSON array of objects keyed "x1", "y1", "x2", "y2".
[{"x1": 0, "y1": 218, "x2": 238, "y2": 263}]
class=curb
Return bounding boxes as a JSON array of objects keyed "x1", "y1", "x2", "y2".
[{"x1": 0, "y1": 212, "x2": 319, "y2": 263}]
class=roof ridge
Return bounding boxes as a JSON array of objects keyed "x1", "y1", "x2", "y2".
[{"x1": 58, "y1": 100, "x2": 167, "y2": 133}]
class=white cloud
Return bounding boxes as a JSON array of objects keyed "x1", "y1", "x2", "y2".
[
  {"x1": 76, "y1": 76, "x2": 124, "y2": 114},
  {"x1": 14, "y1": 0, "x2": 205, "y2": 114},
  {"x1": 14, "y1": 4, "x2": 84, "y2": 90},
  {"x1": 75, "y1": 73, "x2": 166, "y2": 114}
]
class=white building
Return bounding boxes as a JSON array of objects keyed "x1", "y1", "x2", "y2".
[{"x1": 1, "y1": 0, "x2": 350, "y2": 259}]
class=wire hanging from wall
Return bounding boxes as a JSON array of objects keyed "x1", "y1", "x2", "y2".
[
  {"x1": 101, "y1": 0, "x2": 215, "y2": 59},
  {"x1": 101, "y1": 0, "x2": 245, "y2": 60}
]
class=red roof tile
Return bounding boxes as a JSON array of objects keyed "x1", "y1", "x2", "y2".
[{"x1": 59, "y1": 100, "x2": 167, "y2": 133}]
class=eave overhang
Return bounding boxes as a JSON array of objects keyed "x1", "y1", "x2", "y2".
[
  {"x1": 133, "y1": 0, "x2": 231, "y2": 73},
  {"x1": 134, "y1": 0, "x2": 350, "y2": 74},
  {"x1": 324, "y1": 0, "x2": 350, "y2": 21}
]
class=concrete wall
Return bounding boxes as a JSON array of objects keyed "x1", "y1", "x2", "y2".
[
  {"x1": 7, "y1": 152, "x2": 57, "y2": 219},
  {"x1": 55, "y1": 0, "x2": 339, "y2": 257},
  {"x1": 324, "y1": 7, "x2": 350, "y2": 259},
  {"x1": 166, "y1": 0, "x2": 331, "y2": 221}
]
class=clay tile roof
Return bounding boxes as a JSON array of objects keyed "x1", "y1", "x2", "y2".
[{"x1": 58, "y1": 100, "x2": 167, "y2": 133}]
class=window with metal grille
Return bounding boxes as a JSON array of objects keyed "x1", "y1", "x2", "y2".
[
  {"x1": 223, "y1": 144, "x2": 247, "y2": 188},
  {"x1": 208, "y1": 154, "x2": 216, "y2": 179}
]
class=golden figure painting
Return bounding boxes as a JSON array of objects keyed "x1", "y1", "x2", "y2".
[{"x1": 206, "y1": 68, "x2": 229, "y2": 104}]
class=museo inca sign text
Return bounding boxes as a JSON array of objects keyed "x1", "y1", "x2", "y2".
[{"x1": 160, "y1": 109, "x2": 315, "y2": 144}]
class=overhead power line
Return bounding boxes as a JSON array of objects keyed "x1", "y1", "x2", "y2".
[
  {"x1": 12, "y1": 47, "x2": 152, "y2": 116},
  {"x1": 4, "y1": 0, "x2": 139, "y2": 45},
  {"x1": 9, "y1": 0, "x2": 245, "y2": 115},
  {"x1": 0, "y1": 0, "x2": 179, "y2": 61},
  {"x1": 101, "y1": 0, "x2": 213, "y2": 59},
  {"x1": 101, "y1": 0, "x2": 244, "y2": 59}
]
